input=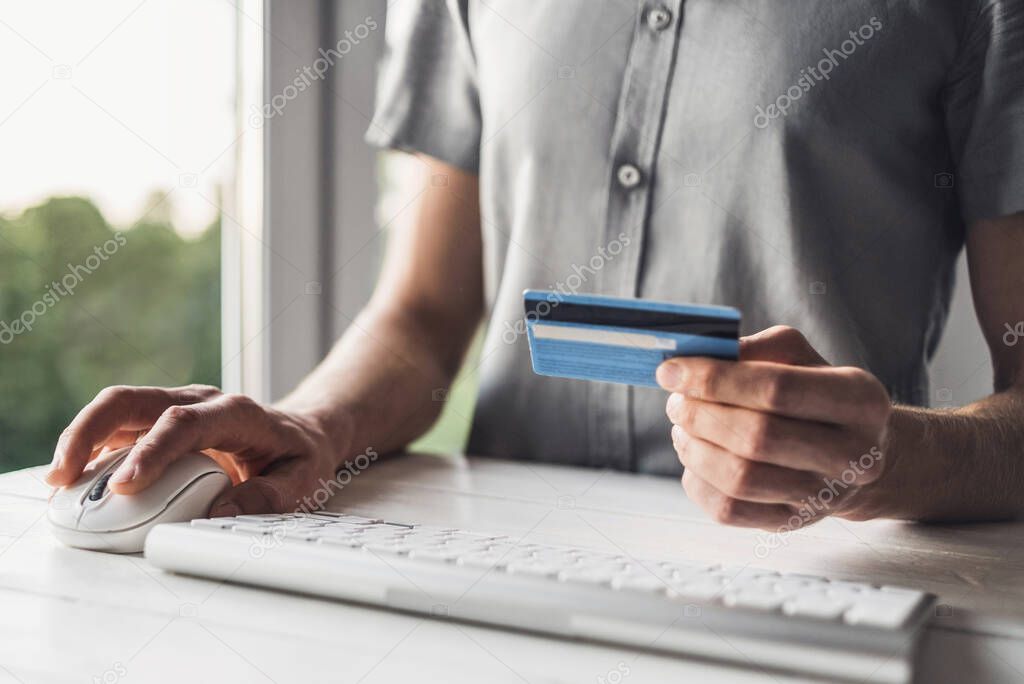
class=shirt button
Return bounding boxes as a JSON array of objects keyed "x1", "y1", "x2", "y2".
[
  {"x1": 616, "y1": 163, "x2": 642, "y2": 189},
  {"x1": 647, "y1": 6, "x2": 672, "y2": 31}
]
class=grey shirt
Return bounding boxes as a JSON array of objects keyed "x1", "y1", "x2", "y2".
[{"x1": 368, "y1": 0, "x2": 1024, "y2": 475}]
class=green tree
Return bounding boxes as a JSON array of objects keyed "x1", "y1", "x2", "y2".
[{"x1": 0, "y1": 196, "x2": 221, "y2": 472}]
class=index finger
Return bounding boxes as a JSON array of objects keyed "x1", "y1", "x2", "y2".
[
  {"x1": 47, "y1": 384, "x2": 220, "y2": 486},
  {"x1": 655, "y1": 357, "x2": 887, "y2": 426}
]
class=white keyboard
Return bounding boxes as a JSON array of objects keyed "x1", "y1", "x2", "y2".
[{"x1": 145, "y1": 512, "x2": 935, "y2": 683}]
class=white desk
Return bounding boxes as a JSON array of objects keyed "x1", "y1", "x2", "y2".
[{"x1": 1, "y1": 453, "x2": 1023, "y2": 683}]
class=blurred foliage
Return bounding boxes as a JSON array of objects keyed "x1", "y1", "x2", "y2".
[
  {"x1": 0, "y1": 196, "x2": 220, "y2": 472},
  {"x1": 410, "y1": 329, "x2": 480, "y2": 456},
  {"x1": 0, "y1": 191, "x2": 479, "y2": 474}
]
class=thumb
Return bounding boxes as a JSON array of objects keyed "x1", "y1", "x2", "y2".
[
  {"x1": 740, "y1": 325, "x2": 828, "y2": 366},
  {"x1": 209, "y1": 457, "x2": 307, "y2": 516}
]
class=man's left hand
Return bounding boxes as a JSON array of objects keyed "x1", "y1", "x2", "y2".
[{"x1": 657, "y1": 325, "x2": 892, "y2": 531}]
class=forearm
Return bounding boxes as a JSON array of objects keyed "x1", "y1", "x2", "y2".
[
  {"x1": 275, "y1": 301, "x2": 473, "y2": 466},
  {"x1": 854, "y1": 388, "x2": 1024, "y2": 521},
  {"x1": 270, "y1": 155, "x2": 482, "y2": 469}
]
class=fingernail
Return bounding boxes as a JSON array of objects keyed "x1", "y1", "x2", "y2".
[
  {"x1": 210, "y1": 502, "x2": 241, "y2": 518},
  {"x1": 44, "y1": 450, "x2": 64, "y2": 480},
  {"x1": 656, "y1": 361, "x2": 683, "y2": 389},
  {"x1": 666, "y1": 392, "x2": 684, "y2": 419},
  {"x1": 671, "y1": 424, "x2": 687, "y2": 447},
  {"x1": 44, "y1": 468, "x2": 63, "y2": 486},
  {"x1": 109, "y1": 463, "x2": 137, "y2": 484}
]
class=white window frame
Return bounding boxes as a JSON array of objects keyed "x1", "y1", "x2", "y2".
[{"x1": 224, "y1": 0, "x2": 385, "y2": 402}]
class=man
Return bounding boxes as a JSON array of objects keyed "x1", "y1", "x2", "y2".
[{"x1": 47, "y1": 1, "x2": 1024, "y2": 530}]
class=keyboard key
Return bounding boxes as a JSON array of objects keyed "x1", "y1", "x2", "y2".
[
  {"x1": 321, "y1": 520, "x2": 376, "y2": 529},
  {"x1": 316, "y1": 527, "x2": 362, "y2": 539},
  {"x1": 826, "y1": 584, "x2": 870, "y2": 601},
  {"x1": 670, "y1": 580, "x2": 724, "y2": 602},
  {"x1": 318, "y1": 536, "x2": 363, "y2": 549},
  {"x1": 660, "y1": 561, "x2": 714, "y2": 582},
  {"x1": 576, "y1": 552, "x2": 627, "y2": 566},
  {"x1": 843, "y1": 592, "x2": 925, "y2": 629},
  {"x1": 365, "y1": 543, "x2": 413, "y2": 556},
  {"x1": 232, "y1": 523, "x2": 277, "y2": 535},
  {"x1": 772, "y1": 578, "x2": 817, "y2": 597},
  {"x1": 236, "y1": 514, "x2": 288, "y2": 522},
  {"x1": 783, "y1": 594, "x2": 849, "y2": 620},
  {"x1": 611, "y1": 573, "x2": 669, "y2": 594},
  {"x1": 723, "y1": 590, "x2": 785, "y2": 612},
  {"x1": 190, "y1": 518, "x2": 235, "y2": 530},
  {"x1": 782, "y1": 572, "x2": 830, "y2": 583},
  {"x1": 408, "y1": 547, "x2": 462, "y2": 563},
  {"x1": 717, "y1": 566, "x2": 780, "y2": 584},
  {"x1": 506, "y1": 561, "x2": 561, "y2": 578},
  {"x1": 557, "y1": 567, "x2": 620, "y2": 586},
  {"x1": 533, "y1": 549, "x2": 581, "y2": 565},
  {"x1": 880, "y1": 585, "x2": 923, "y2": 596},
  {"x1": 281, "y1": 528, "x2": 322, "y2": 541},
  {"x1": 829, "y1": 580, "x2": 873, "y2": 592},
  {"x1": 362, "y1": 534, "x2": 408, "y2": 545},
  {"x1": 456, "y1": 553, "x2": 509, "y2": 570}
]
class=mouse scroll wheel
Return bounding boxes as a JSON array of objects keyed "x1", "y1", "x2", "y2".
[{"x1": 88, "y1": 472, "x2": 114, "y2": 501}]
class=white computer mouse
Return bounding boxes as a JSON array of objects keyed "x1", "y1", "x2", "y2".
[{"x1": 48, "y1": 446, "x2": 231, "y2": 554}]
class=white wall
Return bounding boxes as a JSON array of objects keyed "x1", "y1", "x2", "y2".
[{"x1": 929, "y1": 252, "x2": 993, "y2": 408}]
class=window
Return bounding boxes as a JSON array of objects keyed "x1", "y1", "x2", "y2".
[{"x1": 0, "y1": 1, "x2": 237, "y2": 472}]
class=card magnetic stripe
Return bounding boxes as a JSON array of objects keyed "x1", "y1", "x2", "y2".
[{"x1": 526, "y1": 320, "x2": 739, "y2": 388}]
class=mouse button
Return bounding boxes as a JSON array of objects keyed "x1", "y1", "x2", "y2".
[
  {"x1": 151, "y1": 470, "x2": 232, "y2": 527},
  {"x1": 141, "y1": 453, "x2": 223, "y2": 503},
  {"x1": 80, "y1": 453, "x2": 227, "y2": 533},
  {"x1": 46, "y1": 487, "x2": 81, "y2": 529},
  {"x1": 77, "y1": 486, "x2": 162, "y2": 533}
]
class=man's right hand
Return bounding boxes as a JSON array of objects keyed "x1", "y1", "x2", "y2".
[{"x1": 45, "y1": 384, "x2": 346, "y2": 516}]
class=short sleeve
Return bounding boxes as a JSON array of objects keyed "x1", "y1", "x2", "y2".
[
  {"x1": 943, "y1": 0, "x2": 1024, "y2": 223},
  {"x1": 366, "y1": 0, "x2": 482, "y2": 173}
]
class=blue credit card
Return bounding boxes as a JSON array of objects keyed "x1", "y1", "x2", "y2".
[{"x1": 524, "y1": 290, "x2": 740, "y2": 387}]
